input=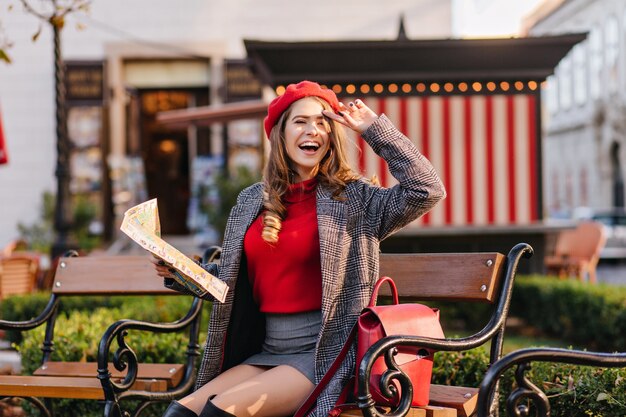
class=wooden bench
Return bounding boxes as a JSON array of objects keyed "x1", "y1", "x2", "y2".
[
  {"x1": 475, "y1": 347, "x2": 626, "y2": 417},
  {"x1": 349, "y1": 242, "x2": 533, "y2": 417},
  {"x1": 0, "y1": 247, "x2": 220, "y2": 417}
]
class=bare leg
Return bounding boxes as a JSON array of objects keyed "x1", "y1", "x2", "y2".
[
  {"x1": 178, "y1": 364, "x2": 267, "y2": 412},
  {"x1": 179, "y1": 364, "x2": 314, "y2": 417}
]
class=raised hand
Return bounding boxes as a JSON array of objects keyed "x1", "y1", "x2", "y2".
[{"x1": 322, "y1": 99, "x2": 378, "y2": 134}]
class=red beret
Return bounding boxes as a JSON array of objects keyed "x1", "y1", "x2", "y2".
[{"x1": 263, "y1": 80, "x2": 340, "y2": 138}]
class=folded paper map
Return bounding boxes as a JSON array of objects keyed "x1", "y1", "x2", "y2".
[{"x1": 120, "y1": 199, "x2": 228, "y2": 302}]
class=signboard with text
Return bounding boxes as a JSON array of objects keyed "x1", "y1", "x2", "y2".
[
  {"x1": 224, "y1": 59, "x2": 262, "y2": 103},
  {"x1": 65, "y1": 61, "x2": 104, "y2": 103}
]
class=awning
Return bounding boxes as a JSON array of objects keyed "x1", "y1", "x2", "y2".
[
  {"x1": 244, "y1": 33, "x2": 587, "y2": 86},
  {"x1": 156, "y1": 99, "x2": 267, "y2": 128}
]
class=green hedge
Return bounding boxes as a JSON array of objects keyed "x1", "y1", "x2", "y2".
[
  {"x1": 433, "y1": 276, "x2": 626, "y2": 352},
  {"x1": 0, "y1": 292, "x2": 203, "y2": 344},
  {"x1": 0, "y1": 292, "x2": 127, "y2": 344},
  {"x1": 511, "y1": 277, "x2": 626, "y2": 351}
]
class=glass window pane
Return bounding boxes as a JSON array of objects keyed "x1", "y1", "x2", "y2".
[
  {"x1": 559, "y1": 56, "x2": 572, "y2": 109},
  {"x1": 573, "y1": 43, "x2": 587, "y2": 105},
  {"x1": 589, "y1": 28, "x2": 602, "y2": 99},
  {"x1": 546, "y1": 75, "x2": 559, "y2": 114},
  {"x1": 605, "y1": 16, "x2": 619, "y2": 92}
]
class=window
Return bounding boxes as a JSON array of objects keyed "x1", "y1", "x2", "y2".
[
  {"x1": 546, "y1": 75, "x2": 559, "y2": 114},
  {"x1": 573, "y1": 43, "x2": 587, "y2": 105},
  {"x1": 605, "y1": 16, "x2": 619, "y2": 93},
  {"x1": 588, "y1": 28, "x2": 602, "y2": 99},
  {"x1": 559, "y1": 56, "x2": 572, "y2": 110}
]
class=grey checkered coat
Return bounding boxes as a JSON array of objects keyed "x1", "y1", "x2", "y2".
[{"x1": 192, "y1": 115, "x2": 445, "y2": 416}]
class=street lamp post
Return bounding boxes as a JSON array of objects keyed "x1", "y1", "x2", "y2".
[
  {"x1": 18, "y1": 0, "x2": 86, "y2": 257},
  {"x1": 50, "y1": 19, "x2": 74, "y2": 258}
]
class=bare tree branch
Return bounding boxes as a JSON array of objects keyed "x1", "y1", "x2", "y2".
[
  {"x1": 19, "y1": 0, "x2": 92, "y2": 27},
  {"x1": 19, "y1": 0, "x2": 49, "y2": 22},
  {"x1": 0, "y1": 21, "x2": 13, "y2": 63}
]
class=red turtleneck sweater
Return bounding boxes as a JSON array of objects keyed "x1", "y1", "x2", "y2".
[{"x1": 243, "y1": 178, "x2": 322, "y2": 313}]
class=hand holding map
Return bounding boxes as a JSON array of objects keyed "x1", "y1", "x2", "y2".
[{"x1": 120, "y1": 199, "x2": 228, "y2": 302}]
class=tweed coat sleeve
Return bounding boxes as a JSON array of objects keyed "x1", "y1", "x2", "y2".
[
  {"x1": 357, "y1": 114, "x2": 446, "y2": 240},
  {"x1": 163, "y1": 262, "x2": 220, "y2": 299}
]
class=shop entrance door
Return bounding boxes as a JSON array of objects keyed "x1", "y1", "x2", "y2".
[
  {"x1": 145, "y1": 131, "x2": 190, "y2": 235},
  {"x1": 138, "y1": 90, "x2": 192, "y2": 235}
]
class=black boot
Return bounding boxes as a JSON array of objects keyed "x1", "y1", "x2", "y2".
[
  {"x1": 163, "y1": 401, "x2": 198, "y2": 417},
  {"x1": 199, "y1": 401, "x2": 236, "y2": 417}
]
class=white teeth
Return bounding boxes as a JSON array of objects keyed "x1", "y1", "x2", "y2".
[{"x1": 300, "y1": 141, "x2": 320, "y2": 149}]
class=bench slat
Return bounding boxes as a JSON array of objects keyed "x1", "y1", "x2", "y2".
[
  {"x1": 339, "y1": 384, "x2": 476, "y2": 417},
  {"x1": 341, "y1": 404, "x2": 457, "y2": 417},
  {"x1": 53, "y1": 256, "x2": 177, "y2": 295},
  {"x1": 429, "y1": 385, "x2": 478, "y2": 417},
  {"x1": 0, "y1": 376, "x2": 105, "y2": 399},
  {"x1": 379, "y1": 253, "x2": 505, "y2": 302},
  {"x1": 33, "y1": 362, "x2": 185, "y2": 388},
  {"x1": 0, "y1": 375, "x2": 167, "y2": 399}
]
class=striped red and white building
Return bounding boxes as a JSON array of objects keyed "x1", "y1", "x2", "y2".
[{"x1": 341, "y1": 94, "x2": 540, "y2": 229}]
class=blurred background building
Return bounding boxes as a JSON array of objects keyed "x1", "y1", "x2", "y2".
[
  {"x1": 0, "y1": 0, "x2": 456, "y2": 248},
  {"x1": 524, "y1": 0, "x2": 626, "y2": 218},
  {"x1": 1, "y1": 0, "x2": 589, "y2": 271}
]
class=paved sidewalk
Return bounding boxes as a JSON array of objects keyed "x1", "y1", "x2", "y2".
[
  {"x1": 597, "y1": 262, "x2": 626, "y2": 285},
  {"x1": 0, "y1": 339, "x2": 20, "y2": 375}
]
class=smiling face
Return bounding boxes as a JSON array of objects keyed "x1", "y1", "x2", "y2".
[{"x1": 283, "y1": 97, "x2": 331, "y2": 182}]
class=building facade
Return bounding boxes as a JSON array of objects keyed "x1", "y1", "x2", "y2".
[
  {"x1": 0, "y1": 0, "x2": 452, "y2": 248},
  {"x1": 525, "y1": 0, "x2": 626, "y2": 217}
]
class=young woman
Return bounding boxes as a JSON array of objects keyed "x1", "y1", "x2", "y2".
[{"x1": 154, "y1": 81, "x2": 445, "y2": 417}]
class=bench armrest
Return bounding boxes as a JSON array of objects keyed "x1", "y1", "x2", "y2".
[
  {"x1": 475, "y1": 348, "x2": 626, "y2": 417},
  {"x1": 0, "y1": 295, "x2": 58, "y2": 331},
  {"x1": 96, "y1": 296, "x2": 204, "y2": 395},
  {"x1": 355, "y1": 243, "x2": 533, "y2": 417}
]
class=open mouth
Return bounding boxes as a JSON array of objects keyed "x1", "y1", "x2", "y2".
[{"x1": 299, "y1": 141, "x2": 321, "y2": 152}]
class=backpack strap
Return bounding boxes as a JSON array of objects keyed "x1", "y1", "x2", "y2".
[{"x1": 293, "y1": 323, "x2": 358, "y2": 417}]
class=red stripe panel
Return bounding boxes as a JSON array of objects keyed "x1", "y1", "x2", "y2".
[
  {"x1": 377, "y1": 98, "x2": 388, "y2": 187},
  {"x1": 528, "y1": 95, "x2": 538, "y2": 221},
  {"x1": 486, "y1": 96, "x2": 495, "y2": 224},
  {"x1": 399, "y1": 97, "x2": 408, "y2": 136},
  {"x1": 507, "y1": 96, "x2": 517, "y2": 223},
  {"x1": 443, "y1": 97, "x2": 452, "y2": 224},
  {"x1": 464, "y1": 97, "x2": 473, "y2": 224}
]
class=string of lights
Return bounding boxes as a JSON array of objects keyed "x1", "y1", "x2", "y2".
[{"x1": 276, "y1": 80, "x2": 542, "y2": 97}]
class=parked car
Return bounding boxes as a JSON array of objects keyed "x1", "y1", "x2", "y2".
[{"x1": 574, "y1": 207, "x2": 626, "y2": 260}]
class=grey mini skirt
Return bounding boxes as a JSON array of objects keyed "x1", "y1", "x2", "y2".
[{"x1": 242, "y1": 310, "x2": 321, "y2": 383}]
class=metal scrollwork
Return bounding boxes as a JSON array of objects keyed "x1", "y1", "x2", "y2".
[
  {"x1": 505, "y1": 363, "x2": 549, "y2": 417},
  {"x1": 111, "y1": 329, "x2": 139, "y2": 391},
  {"x1": 357, "y1": 341, "x2": 415, "y2": 417},
  {"x1": 0, "y1": 396, "x2": 52, "y2": 417},
  {"x1": 378, "y1": 346, "x2": 413, "y2": 417}
]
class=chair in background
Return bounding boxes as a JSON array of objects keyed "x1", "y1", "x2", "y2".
[
  {"x1": 544, "y1": 221, "x2": 606, "y2": 283},
  {"x1": 0, "y1": 255, "x2": 39, "y2": 300}
]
